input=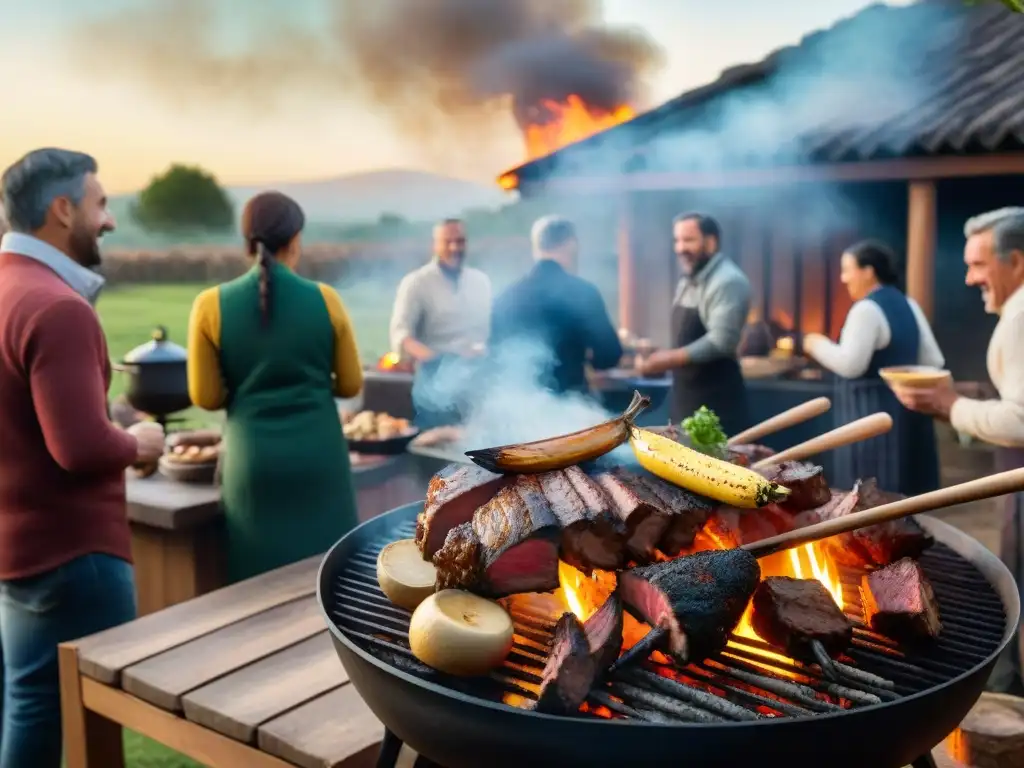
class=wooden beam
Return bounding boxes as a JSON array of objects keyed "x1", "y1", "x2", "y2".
[
  {"x1": 906, "y1": 180, "x2": 937, "y2": 321},
  {"x1": 522, "y1": 152, "x2": 1024, "y2": 195}
]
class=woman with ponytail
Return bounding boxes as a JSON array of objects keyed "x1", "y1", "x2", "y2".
[{"x1": 186, "y1": 192, "x2": 363, "y2": 582}]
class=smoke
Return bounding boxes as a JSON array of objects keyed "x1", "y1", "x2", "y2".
[
  {"x1": 413, "y1": 336, "x2": 621, "y2": 450},
  {"x1": 65, "y1": 0, "x2": 663, "y2": 150}
]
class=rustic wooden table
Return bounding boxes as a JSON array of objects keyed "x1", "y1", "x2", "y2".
[
  {"x1": 125, "y1": 454, "x2": 428, "y2": 616},
  {"x1": 59, "y1": 556, "x2": 385, "y2": 768}
]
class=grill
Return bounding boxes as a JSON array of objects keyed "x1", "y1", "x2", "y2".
[{"x1": 319, "y1": 501, "x2": 1019, "y2": 768}]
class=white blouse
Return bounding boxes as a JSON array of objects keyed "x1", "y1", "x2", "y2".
[{"x1": 806, "y1": 296, "x2": 945, "y2": 379}]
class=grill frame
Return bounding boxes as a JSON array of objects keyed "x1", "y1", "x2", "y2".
[{"x1": 318, "y1": 501, "x2": 1020, "y2": 768}]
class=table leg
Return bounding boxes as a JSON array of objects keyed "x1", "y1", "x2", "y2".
[{"x1": 59, "y1": 644, "x2": 125, "y2": 768}]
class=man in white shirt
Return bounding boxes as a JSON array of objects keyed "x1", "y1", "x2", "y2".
[
  {"x1": 389, "y1": 218, "x2": 492, "y2": 427},
  {"x1": 894, "y1": 207, "x2": 1024, "y2": 692}
]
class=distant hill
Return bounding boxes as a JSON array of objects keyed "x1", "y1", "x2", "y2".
[{"x1": 113, "y1": 169, "x2": 510, "y2": 228}]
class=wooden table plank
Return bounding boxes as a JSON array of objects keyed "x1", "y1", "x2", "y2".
[
  {"x1": 258, "y1": 686, "x2": 384, "y2": 768},
  {"x1": 182, "y1": 632, "x2": 347, "y2": 743},
  {"x1": 126, "y1": 472, "x2": 221, "y2": 530},
  {"x1": 122, "y1": 596, "x2": 324, "y2": 712},
  {"x1": 76, "y1": 556, "x2": 320, "y2": 685}
]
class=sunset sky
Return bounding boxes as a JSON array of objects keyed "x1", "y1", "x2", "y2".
[{"x1": 2, "y1": 0, "x2": 909, "y2": 193}]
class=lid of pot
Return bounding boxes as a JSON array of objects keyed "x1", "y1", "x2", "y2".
[{"x1": 123, "y1": 326, "x2": 187, "y2": 364}]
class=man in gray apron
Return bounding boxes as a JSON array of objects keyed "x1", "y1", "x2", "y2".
[
  {"x1": 894, "y1": 207, "x2": 1024, "y2": 692},
  {"x1": 637, "y1": 213, "x2": 753, "y2": 436}
]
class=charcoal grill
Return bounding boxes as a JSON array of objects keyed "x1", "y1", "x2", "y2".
[{"x1": 318, "y1": 501, "x2": 1019, "y2": 768}]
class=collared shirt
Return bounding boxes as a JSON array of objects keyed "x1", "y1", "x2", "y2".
[
  {"x1": 806, "y1": 292, "x2": 945, "y2": 378},
  {"x1": 0, "y1": 232, "x2": 105, "y2": 304},
  {"x1": 389, "y1": 261, "x2": 492, "y2": 356},
  {"x1": 672, "y1": 253, "x2": 751, "y2": 364},
  {"x1": 950, "y1": 284, "x2": 1024, "y2": 448}
]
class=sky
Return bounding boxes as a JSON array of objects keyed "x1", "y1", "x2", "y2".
[{"x1": 0, "y1": 0, "x2": 911, "y2": 194}]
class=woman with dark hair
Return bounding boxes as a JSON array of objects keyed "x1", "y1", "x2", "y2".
[
  {"x1": 802, "y1": 239, "x2": 945, "y2": 495},
  {"x1": 187, "y1": 191, "x2": 363, "y2": 582}
]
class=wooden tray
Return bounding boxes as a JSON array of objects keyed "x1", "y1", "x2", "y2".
[{"x1": 158, "y1": 455, "x2": 218, "y2": 485}]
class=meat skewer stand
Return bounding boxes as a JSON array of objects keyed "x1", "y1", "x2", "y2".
[{"x1": 610, "y1": 466, "x2": 1024, "y2": 673}]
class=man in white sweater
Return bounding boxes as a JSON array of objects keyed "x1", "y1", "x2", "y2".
[{"x1": 894, "y1": 206, "x2": 1024, "y2": 692}]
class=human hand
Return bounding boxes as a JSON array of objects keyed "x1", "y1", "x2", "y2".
[
  {"x1": 637, "y1": 350, "x2": 677, "y2": 377},
  {"x1": 891, "y1": 379, "x2": 959, "y2": 420},
  {"x1": 128, "y1": 421, "x2": 166, "y2": 464},
  {"x1": 801, "y1": 333, "x2": 828, "y2": 356}
]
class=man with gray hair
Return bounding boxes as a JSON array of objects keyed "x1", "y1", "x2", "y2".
[
  {"x1": 0, "y1": 148, "x2": 165, "y2": 766},
  {"x1": 894, "y1": 206, "x2": 1024, "y2": 693},
  {"x1": 489, "y1": 214, "x2": 622, "y2": 395}
]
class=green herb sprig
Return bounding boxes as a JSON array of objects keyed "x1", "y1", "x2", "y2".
[{"x1": 681, "y1": 406, "x2": 728, "y2": 458}]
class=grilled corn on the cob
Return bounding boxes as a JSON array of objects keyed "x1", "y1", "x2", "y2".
[{"x1": 630, "y1": 427, "x2": 789, "y2": 508}]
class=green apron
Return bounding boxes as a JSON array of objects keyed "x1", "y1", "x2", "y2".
[{"x1": 217, "y1": 261, "x2": 357, "y2": 582}]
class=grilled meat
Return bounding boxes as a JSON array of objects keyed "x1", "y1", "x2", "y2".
[
  {"x1": 417, "y1": 464, "x2": 512, "y2": 560},
  {"x1": 757, "y1": 461, "x2": 831, "y2": 512},
  {"x1": 726, "y1": 442, "x2": 777, "y2": 466},
  {"x1": 618, "y1": 549, "x2": 761, "y2": 663},
  {"x1": 860, "y1": 557, "x2": 942, "y2": 641},
  {"x1": 534, "y1": 612, "x2": 596, "y2": 715},
  {"x1": 702, "y1": 505, "x2": 797, "y2": 549},
  {"x1": 634, "y1": 475, "x2": 715, "y2": 556},
  {"x1": 750, "y1": 576, "x2": 853, "y2": 659},
  {"x1": 538, "y1": 467, "x2": 625, "y2": 574},
  {"x1": 820, "y1": 480, "x2": 933, "y2": 568},
  {"x1": 595, "y1": 469, "x2": 671, "y2": 562},
  {"x1": 583, "y1": 590, "x2": 624, "y2": 673},
  {"x1": 432, "y1": 477, "x2": 560, "y2": 597}
]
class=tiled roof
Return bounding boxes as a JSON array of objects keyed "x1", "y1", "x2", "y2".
[{"x1": 510, "y1": 0, "x2": 1024, "y2": 183}]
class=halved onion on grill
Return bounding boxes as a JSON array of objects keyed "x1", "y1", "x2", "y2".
[
  {"x1": 377, "y1": 539, "x2": 437, "y2": 611},
  {"x1": 409, "y1": 590, "x2": 514, "y2": 676}
]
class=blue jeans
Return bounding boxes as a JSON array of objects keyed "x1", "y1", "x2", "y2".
[{"x1": 0, "y1": 554, "x2": 136, "y2": 768}]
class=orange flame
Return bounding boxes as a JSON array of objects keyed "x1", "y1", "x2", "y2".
[
  {"x1": 377, "y1": 352, "x2": 401, "y2": 371},
  {"x1": 523, "y1": 95, "x2": 634, "y2": 161}
]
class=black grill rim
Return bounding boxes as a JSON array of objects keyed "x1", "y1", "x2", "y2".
[{"x1": 317, "y1": 500, "x2": 1020, "y2": 729}]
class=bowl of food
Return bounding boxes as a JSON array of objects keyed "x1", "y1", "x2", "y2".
[
  {"x1": 879, "y1": 365, "x2": 952, "y2": 390},
  {"x1": 341, "y1": 410, "x2": 420, "y2": 455},
  {"x1": 159, "y1": 429, "x2": 222, "y2": 484}
]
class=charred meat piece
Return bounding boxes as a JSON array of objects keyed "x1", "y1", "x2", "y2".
[
  {"x1": 860, "y1": 557, "x2": 942, "y2": 641},
  {"x1": 819, "y1": 480, "x2": 933, "y2": 568},
  {"x1": 595, "y1": 469, "x2": 671, "y2": 562},
  {"x1": 726, "y1": 442, "x2": 776, "y2": 467},
  {"x1": 790, "y1": 490, "x2": 858, "y2": 529},
  {"x1": 701, "y1": 505, "x2": 796, "y2": 549},
  {"x1": 757, "y1": 462, "x2": 831, "y2": 513},
  {"x1": 583, "y1": 590, "x2": 624, "y2": 673},
  {"x1": 417, "y1": 464, "x2": 512, "y2": 560},
  {"x1": 534, "y1": 612, "x2": 596, "y2": 715},
  {"x1": 618, "y1": 549, "x2": 761, "y2": 663},
  {"x1": 538, "y1": 468, "x2": 625, "y2": 574},
  {"x1": 750, "y1": 577, "x2": 853, "y2": 658},
  {"x1": 635, "y1": 475, "x2": 715, "y2": 556},
  {"x1": 432, "y1": 476, "x2": 560, "y2": 597}
]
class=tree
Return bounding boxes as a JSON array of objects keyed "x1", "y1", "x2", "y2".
[{"x1": 132, "y1": 164, "x2": 235, "y2": 233}]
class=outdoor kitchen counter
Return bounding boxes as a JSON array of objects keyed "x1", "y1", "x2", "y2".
[
  {"x1": 125, "y1": 454, "x2": 427, "y2": 616},
  {"x1": 58, "y1": 556, "x2": 386, "y2": 768}
]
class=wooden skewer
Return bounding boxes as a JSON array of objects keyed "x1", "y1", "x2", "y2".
[
  {"x1": 750, "y1": 412, "x2": 893, "y2": 470},
  {"x1": 610, "y1": 467, "x2": 1024, "y2": 674},
  {"x1": 745, "y1": 466, "x2": 1024, "y2": 558},
  {"x1": 727, "y1": 397, "x2": 831, "y2": 446}
]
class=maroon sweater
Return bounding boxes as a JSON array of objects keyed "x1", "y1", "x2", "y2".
[{"x1": 0, "y1": 252, "x2": 138, "y2": 579}]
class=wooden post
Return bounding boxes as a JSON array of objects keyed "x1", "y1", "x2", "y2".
[
  {"x1": 906, "y1": 180, "x2": 937, "y2": 320},
  {"x1": 617, "y1": 196, "x2": 636, "y2": 334}
]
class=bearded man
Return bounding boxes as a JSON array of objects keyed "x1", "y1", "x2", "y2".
[{"x1": 0, "y1": 148, "x2": 164, "y2": 767}]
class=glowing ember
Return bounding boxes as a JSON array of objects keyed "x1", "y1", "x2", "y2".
[{"x1": 523, "y1": 95, "x2": 634, "y2": 161}]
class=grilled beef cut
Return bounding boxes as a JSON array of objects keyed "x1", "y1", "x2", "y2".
[
  {"x1": 538, "y1": 467, "x2": 625, "y2": 574},
  {"x1": 756, "y1": 462, "x2": 831, "y2": 512},
  {"x1": 702, "y1": 505, "x2": 796, "y2": 549},
  {"x1": 432, "y1": 476, "x2": 560, "y2": 597},
  {"x1": 595, "y1": 469, "x2": 671, "y2": 561},
  {"x1": 819, "y1": 480, "x2": 933, "y2": 568},
  {"x1": 860, "y1": 557, "x2": 942, "y2": 641},
  {"x1": 635, "y1": 476, "x2": 715, "y2": 556},
  {"x1": 751, "y1": 577, "x2": 853, "y2": 658},
  {"x1": 534, "y1": 612, "x2": 596, "y2": 715},
  {"x1": 417, "y1": 464, "x2": 512, "y2": 560},
  {"x1": 584, "y1": 590, "x2": 624, "y2": 672},
  {"x1": 618, "y1": 549, "x2": 761, "y2": 663},
  {"x1": 726, "y1": 442, "x2": 776, "y2": 466}
]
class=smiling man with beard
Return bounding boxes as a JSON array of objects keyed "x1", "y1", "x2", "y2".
[{"x1": 0, "y1": 148, "x2": 165, "y2": 767}]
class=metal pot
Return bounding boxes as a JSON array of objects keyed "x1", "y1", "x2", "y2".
[{"x1": 115, "y1": 326, "x2": 192, "y2": 417}]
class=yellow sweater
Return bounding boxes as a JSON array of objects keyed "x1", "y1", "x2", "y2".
[{"x1": 186, "y1": 282, "x2": 364, "y2": 410}]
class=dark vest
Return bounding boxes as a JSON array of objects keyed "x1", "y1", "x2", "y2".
[{"x1": 860, "y1": 285, "x2": 920, "y2": 378}]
